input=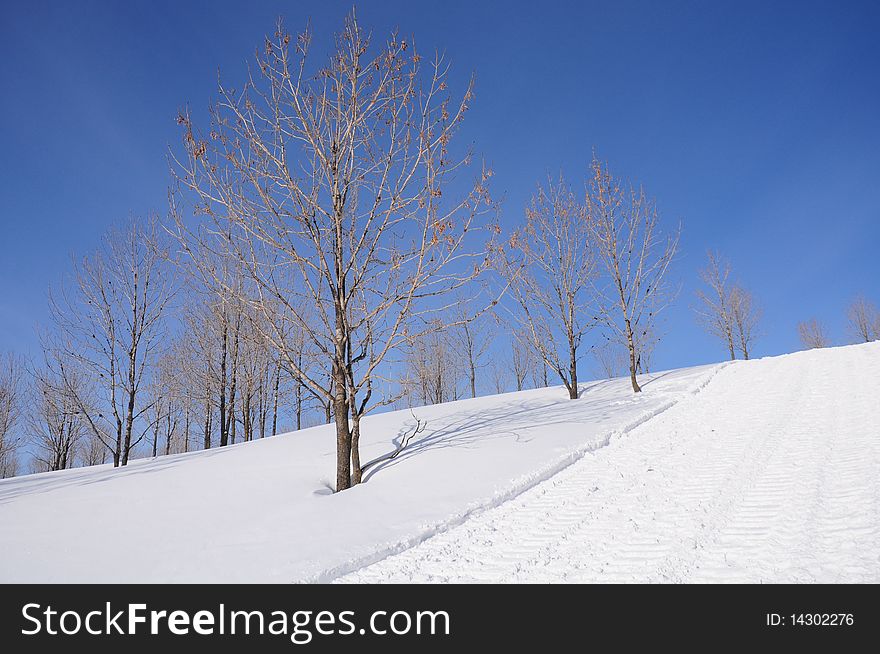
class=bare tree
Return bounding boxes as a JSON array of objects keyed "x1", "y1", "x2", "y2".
[
  {"x1": 588, "y1": 157, "x2": 680, "y2": 393},
  {"x1": 488, "y1": 356, "x2": 508, "y2": 395},
  {"x1": 403, "y1": 324, "x2": 463, "y2": 405},
  {"x1": 730, "y1": 284, "x2": 760, "y2": 360},
  {"x1": 449, "y1": 298, "x2": 493, "y2": 399},
  {"x1": 846, "y1": 296, "x2": 880, "y2": 343},
  {"x1": 48, "y1": 217, "x2": 174, "y2": 467},
  {"x1": 30, "y1": 353, "x2": 89, "y2": 472},
  {"x1": 694, "y1": 251, "x2": 737, "y2": 360},
  {"x1": 591, "y1": 339, "x2": 628, "y2": 379},
  {"x1": 172, "y1": 14, "x2": 495, "y2": 491},
  {"x1": 0, "y1": 353, "x2": 24, "y2": 478},
  {"x1": 497, "y1": 175, "x2": 595, "y2": 399},
  {"x1": 510, "y1": 330, "x2": 533, "y2": 392},
  {"x1": 798, "y1": 319, "x2": 830, "y2": 349}
]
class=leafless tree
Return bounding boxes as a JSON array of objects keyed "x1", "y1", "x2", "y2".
[
  {"x1": 30, "y1": 353, "x2": 89, "y2": 472},
  {"x1": 846, "y1": 296, "x2": 880, "y2": 343},
  {"x1": 510, "y1": 331, "x2": 533, "y2": 392},
  {"x1": 497, "y1": 175, "x2": 595, "y2": 399},
  {"x1": 403, "y1": 324, "x2": 463, "y2": 405},
  {"x1": 591, "y1": 339, "x2": 628, "y2": 379},
  {"x1": 488, "y1": 356, "x2": 508, "y2": 395},
  {"x1": 449, "y1": 297, "x2": 494, "y2": 398},
  {"x1": 588, "y1": 157, "x2": 680, "y2": 393},
  {"x1": 730, "y1": 284, "x2": 760, "y2": 360},
  {"x1": 48, "y1": 217, "x2": 174, "y2": 467},
  {"x1": 694, "y1": 251, "x2": 737, "y2": 360},
  {"x1": 798, "y1": 319, "x2": 830, "y2": 349},
  {"x1": 171, "y1": 13, "x2": 495, "y2": 491},
  {"x1": 0, "y1": 352, "x2": 24, "y2": 478}
]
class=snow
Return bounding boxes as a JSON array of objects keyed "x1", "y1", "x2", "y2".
[
  {"x1": 339, "y1": 342, "x2": 880, "y2": 583},
  {"x1": 1, "y1": 342, "x2": 878, "y2": 583}
]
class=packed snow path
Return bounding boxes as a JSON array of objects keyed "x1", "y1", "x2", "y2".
[{"x1": 338, "y1": 344, "x2": 880, "y2": 583}]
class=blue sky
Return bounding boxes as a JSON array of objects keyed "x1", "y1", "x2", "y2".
[{"x1": 0, "y1": 0, "x2": 878, "y2": 372}]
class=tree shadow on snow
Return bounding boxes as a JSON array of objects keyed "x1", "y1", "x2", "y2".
[{"x1": 361, "y1": 376, "x2": 651, "y2": 483}]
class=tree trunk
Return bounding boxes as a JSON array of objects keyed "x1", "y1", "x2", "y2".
[
  {"x1": 350, "y1": 415, "x2": 362, "y2": 485},
  {"x1": 219, "y1": 320, "x2": 228, "y2": 447},
  {"x1": 203, "y1": 398, "x2": 212, "y2": 450},
  {"x1": 151, "y1": 413, "x2": 160, "y2": 458},
  {"x1": 271, "y1": 362, "x2": 280, "y2": 436},
  {"x1": 625, "y1": 319, "x2": 642, "y2": 393},
  {"x1": 121, "y1": 388, "x2": 136, "y2": 466},
  {"x1": 333, "y1": 371, "x2": 351, "y2": 492},
  {"x1": 568, "y1": 343, "x2": 578, "y2": 400},
  {"x1": 113, "y1": 419, "x2": 122, "y2": 467},
  {"x1": 227, "y1": 315, "x2": 240, "y2": 445}
]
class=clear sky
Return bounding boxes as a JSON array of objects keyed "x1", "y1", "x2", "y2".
[{"x1": 1, "y1": 0, "x2": 878, "y2": 373}]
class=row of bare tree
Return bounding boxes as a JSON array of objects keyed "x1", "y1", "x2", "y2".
[
  {"x1": 694, "y1": 251, "x2": 761, "y2": 360},
  {"x1": 0, "y1": 216, "x2": 339, "y2": 478},
  {"x1": 496, "y1": 161, "x2": 681, "y2": 398},
  {"x1": 0, "y1": 14, "x2": 700, "y2": 487},
  {"x1": 798, "y1": 297, "x2": 880, "y2": 349},
  {"x1": 4, "y1": 12, "x2": 872, "y2": 488}
]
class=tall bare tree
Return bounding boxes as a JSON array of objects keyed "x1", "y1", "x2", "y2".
[
  {"x1": 846, "y1": 296, "x2": 880, "y2": 343},
  {"x1": 497, "y1": 175, "x2": 595, "y2": 399},
  {"x1": 172, "y1": 13, "x2": 495, "y2": 491},
  {"x1": 0, "y1": 352, "x2": 24, "y2": 478},
  {"x1": 588, "y1": 157, "x2": 680, "y2": 393},
  {"x1": 798, "y1": 319, "x2": 830, "y2": 349},
  {"x1": 48, "y1": 217, "x2": 174, "y2": 467}
]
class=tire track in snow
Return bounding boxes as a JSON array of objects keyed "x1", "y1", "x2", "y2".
[
  {"x1": 337, "y1": 343, "x2": 880, "y2": 583},
  {"x1": 305, "y1": 363, "x2": 729, "y2": 583}
]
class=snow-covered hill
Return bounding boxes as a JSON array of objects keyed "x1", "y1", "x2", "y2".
[{"x1": 2, "y1": 343, "x2": 878, "y2": 583}]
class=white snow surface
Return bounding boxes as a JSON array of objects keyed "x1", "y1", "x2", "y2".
[
  {"x1": 339, "y1": 343, "x2": 880, "y2": 583},
  {"x1": 1, "y1": 342, "x2": 878, "y2": 583}
]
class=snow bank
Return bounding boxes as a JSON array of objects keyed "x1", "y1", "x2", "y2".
[{"x1": 0, "y1": 363, "x2": 717, "y2": 582}]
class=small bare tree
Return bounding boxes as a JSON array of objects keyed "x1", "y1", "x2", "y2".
[
  {"x1": 694, "y1": 251, "x2": 737, "y2": 360},
  {"x1": 30, "y1": 354, "x2": 89, "y2": 472},
  {"x1": 488, "y1": 356, "x2": 508, "y2": 395},
  {"x1": 729, "y1": 284, "x2": 760, "y2": 360},
  {"x1": 591, "y1": 338, "x2": 628, "y2": 379},
  {"x1": 497, "y1": 175, "x2": 595, "y2": 399},
  {"x1": 798, "y1": 319, "x2": 830, "y2": 349},
  {"x1": 510, "y1": 333, "x2": 533, "y2": 392},
  {"x1": 588, "y1": 157, "x2": 680, "y2": 393},
  {"x1": 48, "y1": 217, "x2": 174, "y2": 467},
  {"x1": 846, "y1": 296, "x2": 880, "y2": 343},
  {"x1": 0, "y1": 352, "x2": 24, "y2": 478},
  {"x1": 404, "y1": 324, "x2": 463, "y2": 405},
  {"x1": 449, "y1": 298, "x2": 494, "y2": 399},
  {"x1": 172, "y1": 13, "x2": 495, "y2": 491}
]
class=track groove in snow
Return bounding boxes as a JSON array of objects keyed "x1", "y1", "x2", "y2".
[
  {"x1": 304, "y1": 363, "x2": 729, "y2": 583},
  {"x1": 336, "y1": 343, "x2": 880, "y2": 583}
]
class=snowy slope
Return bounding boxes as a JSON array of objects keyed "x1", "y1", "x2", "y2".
[
  {"x1": 0, "y1": 363, "x2": 716, "y2": 583},
  {"x1": 2, "y1": 343, "x2": 878, "y2": 583},
  {"x1": 339, "y1": 342, "x2": 880, "y2": 583}
]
